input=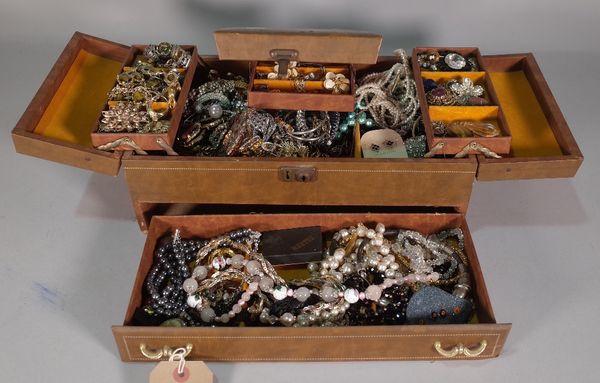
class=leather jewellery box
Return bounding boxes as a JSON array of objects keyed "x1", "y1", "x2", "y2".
[{"x1": 11, "y1": 30, "x2": 583, "y2": 362}]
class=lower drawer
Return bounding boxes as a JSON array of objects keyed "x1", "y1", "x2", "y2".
[
  {"x1": 113, "y1": 323, "x2": 509, "y2": 362},
  {"x1": 113, "y1": 213, "x2": 511, "y2": 362}
]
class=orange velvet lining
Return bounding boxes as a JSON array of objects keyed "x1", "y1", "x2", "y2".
[
  {"x1": 489, "y1": 71, "x2": 562, "y2": 157},
  {"x1": 421, "y1": 71, "x2": 486, "y2": 83},
  {"x1": 429, "y1": 106, "x2": 498, "y2": 121},
  {"x1": 33, "y1": 50, "x2": 122, "y2": 147}
]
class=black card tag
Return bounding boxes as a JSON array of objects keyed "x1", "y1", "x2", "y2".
[{"x1": 260, "y1": 226, "x2": 323, "y2": 266}]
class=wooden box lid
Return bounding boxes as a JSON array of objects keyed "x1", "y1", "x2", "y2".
[{"x1": 214, "y1": 28, "x2": 382, "y2": 64}]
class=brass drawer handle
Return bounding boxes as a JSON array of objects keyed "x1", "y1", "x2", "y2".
[
  {"x1": 139, "y1": 343, "x2": 193, "y2": 360},
  {"x1": 434, "y1": 340, "x2": 487, "y2": 358}
]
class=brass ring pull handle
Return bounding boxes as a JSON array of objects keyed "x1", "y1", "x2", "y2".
[
  {"x1": 434, "y1": 340, "x2": 487, "y2": 358},
  {"x1": 139, "y1": 343, "x2": 193, "y2": 360}
]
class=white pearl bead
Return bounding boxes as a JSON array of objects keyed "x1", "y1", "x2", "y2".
[
  {"x1": 377, "y1": 263, "x2": 387, "y2": 272},
  {"x1": 280, "y1": 312, "x2": 295, "y2": 326},
  {"x1": 200, "y1": 307, "x2": 216, "y2": 323},
  {"x1": 376, "y1": 223, "x2": 385, "y2": 233},
  {"x1": 245, "y1": 260, "x2": 261, "y2": 275},
  {"x1": 230, "y1": 254, "x2": 245, "y2": 269},
  {"x1": 294, "y1": 286, "x2": 311, "y2": 302},
  {"x1": 357, "y1": 227, "x2": 367, "y2": 237},
  {"x1": 208, "y1": 103, "x2": 223, "y2": 118},
  {"x1": 339, "y1": 263, "x2": 353, "y2": 274},
  {"x1": 259, "y1": 276, "x2": 274, "y2": 292},
  {"x1": 385, "y1": 268, "x2": 396, "y2": 278},
  {"x1": 331, "y1": 271, "x2": 343, "y2": 281},
  {"x1": 320, "y1": 285, "x2": 338, "y2": 302},
  {"x1": 232, "y1": 304, "x2": 242, "y2": 314},
  {"x1": 390, "y1": 262, "x2": 400, "y2": 271},
  {"x1": 380, "y1": 245, "x2": 390, "y2": 255},
  {"x1": 366, "y1": 229, "x2": 376, "y2": 239},
  {"x1": 365, "y1": 285, "x2": 382, "y2": 301},
  {"x1": 192, "y1": 266, "x2": 208, "y2": 280},
  {"x1": 333, "y1": 248, "x2": 345, "y2": 261},
  {"x1": 248, "y1": 282, "x2": 259, "y2": 292},
  {"x1": 183, "y1": 278, "x2": 198, "y2": 294}
]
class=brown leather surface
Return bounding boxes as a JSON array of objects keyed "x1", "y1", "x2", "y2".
[
  {"x1": 122, "y1": 156, "x2": 478, "y2": 230},
  {"x1": 11, "y1": 32, "x2": 129, "y2": 175},
  {"x1": 113, "y1": 323, "x2": 511, "y2": 362},
  {"x1": 214, "y1": 28, "x2": 382, "y2": 64}
]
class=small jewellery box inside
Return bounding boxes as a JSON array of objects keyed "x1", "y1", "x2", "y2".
[{"x1": 214, "y1": 29, "x2": 382, "y2": 112}]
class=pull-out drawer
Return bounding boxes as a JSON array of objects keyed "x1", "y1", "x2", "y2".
[{"x1": 113, "y1": 213, "x2": 511, "y2": 362}]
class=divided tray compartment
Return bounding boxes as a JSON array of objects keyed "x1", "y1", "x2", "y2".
[
  {"x1": 412, "y1": 47, "x2": 512, "y2": 156},
  {"x1": 90, "y1": 44, "x2": 199, "y2": 152},
  {"x1": 247, "y1": 60, "x2": 357, "y2": 112},
  {"x1": 112, "y1": 212, "x2": 511, "y2": 362}
]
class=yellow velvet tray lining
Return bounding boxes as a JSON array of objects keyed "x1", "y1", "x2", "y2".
[
  {"x1": 488, "y1": 71, "x2": 562, "y2": 157},
  {"x1": 33, "y1": 50, "x2": 122, "y2": 147}
]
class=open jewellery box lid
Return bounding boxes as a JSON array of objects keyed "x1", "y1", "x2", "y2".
[{"x1": 214, "y1": 28, "x2": 383, "y2": 64}]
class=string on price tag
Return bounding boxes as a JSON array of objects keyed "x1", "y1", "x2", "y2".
[{"x1": 149, "y1": 347, "x2": 214, "y2": 383}]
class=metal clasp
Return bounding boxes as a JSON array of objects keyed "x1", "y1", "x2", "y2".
[{"x1": 270, "y1": 49, "x2": 299, "y2": 78}]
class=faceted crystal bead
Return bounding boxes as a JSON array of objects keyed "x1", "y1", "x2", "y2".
[{"x1": 211, "y1": 256, "x2": 226, "y2": 270}]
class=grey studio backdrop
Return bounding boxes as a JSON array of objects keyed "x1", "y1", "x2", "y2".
[{"x1": 1, "y1": 0, "x2": 599, "y2": 382}]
